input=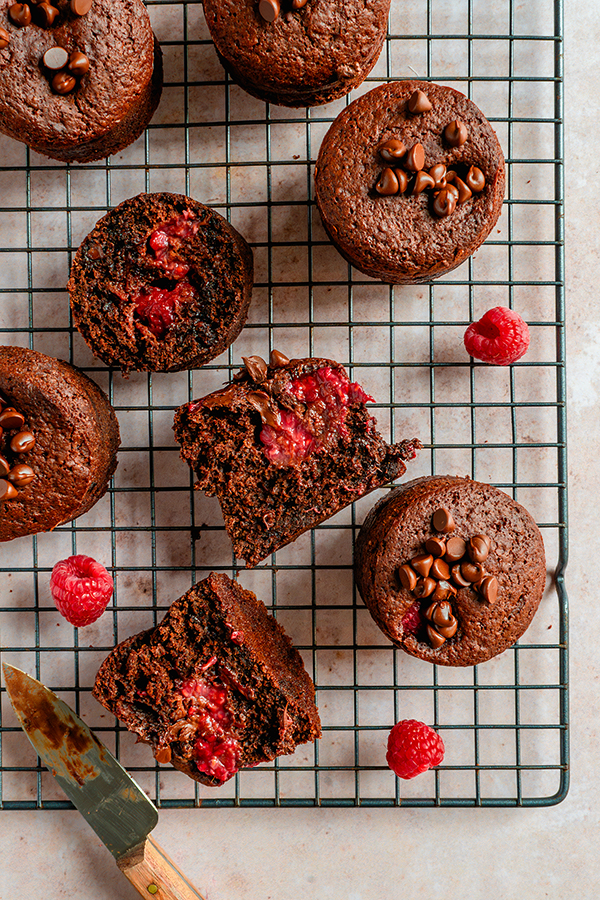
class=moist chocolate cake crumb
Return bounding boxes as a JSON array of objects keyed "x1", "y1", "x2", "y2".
[
  {"x1": 173, "y1": 353, "x2": 421, "y2": 567},
  {"x1": 0, "y1": 345, "x2": 120, "y2": 542},
  {"x1": 93, "y1": 573, "x2": 321, "y2": 785},
  {"x1": 68, "y1": 192, "x2": 254, "y2": 375},
  {"x1": 355, "y1": 475, "x2": 546, "y2": 666}
]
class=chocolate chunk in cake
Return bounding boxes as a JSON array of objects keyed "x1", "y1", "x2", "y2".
[
  {"x1": 93, "y1": 573, "x2": 321, "y2": 785},
  {"x1": 174, "y1": 352, "x2": 421, "y2": 567}
]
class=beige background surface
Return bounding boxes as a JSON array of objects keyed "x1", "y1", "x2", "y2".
[{"x1": 0, "y1": 0, "x2": 596, "y2": 897}]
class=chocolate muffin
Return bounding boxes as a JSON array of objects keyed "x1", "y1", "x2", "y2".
[
  {"x1": 93, "y1": 572, "x2": 321, "y2": 786},
  {"x1": 174, "y1": 351, "x2": 421, "y2": 567},
  {"x1": 0, "y1": 0, "x2": 162, "y2": 163},
  {"x1": 314, "y1": 81, "x2": 506, "y2": 283},
  {"x1": 202, "y1": 0, "x2": 391, "y2": 107},
  {"x1": 0, "y1": 345, "x2": 120, "y2": 542},
  {"x1": 354, "y1": 475, "x2": 546, "y2": 666},
  {"x1": 68, "y1": 192, "x2": 254, "y2": 376}
]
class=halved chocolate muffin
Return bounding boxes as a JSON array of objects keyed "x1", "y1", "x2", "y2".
[
  {"x1": 203, "y1": 0, "x2": 391, "y2": 108},
  {"x1": 93, "y1": 572, "x2": 321, "y2": 786},
  {"x1": 315, "y1": 81, "x2": 505, "y2": 283},
  {"x1": 0, "y1": 345, "x2": 120, "y2": 541},
  {"x1": 354, "y1": 475, "x2": 546, "y2": 666},
  {"x1": 174, "y1": 351, "x2": 421, "y2": 567},
  {"x1": 68, "y1": 192, "x2": 254, "y2": 375},
  {"x1": 0, "y1": 0, "x2": 162, "y2": 163}
]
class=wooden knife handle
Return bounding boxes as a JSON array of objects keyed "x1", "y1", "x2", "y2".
[{"x1": 117, "y1": 834, "x2": 206, "y2": 900}]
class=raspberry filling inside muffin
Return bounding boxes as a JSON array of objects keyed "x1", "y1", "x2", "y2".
[
  {"x1": 132, "y1": 212, "x2": 201, "y2": 338},
  {"x1": 178, "y1": 674, "x2": 242, "y2": 783},
  {"x1": 260, "y1": 366, "x2": 374, "y2": 466}
]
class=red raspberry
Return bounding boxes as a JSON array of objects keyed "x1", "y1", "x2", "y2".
[
  {"x1": 386, "y1": 719, "x2": 445, "y2": 779},
  {"x1": 464, "y1": 306, "x2": 530, "y2": 365},
  {"x1": 400, "y1": 601, "x2": 422, "y2": 635},
  {"x1": 50, "y1": 555, "x2": 113, "y2": 627}
]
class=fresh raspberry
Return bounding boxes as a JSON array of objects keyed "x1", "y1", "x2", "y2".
[
  {"x1": 400, "y1": 601, "x2": 422, "y2": 635},
  {"x1": 464, "y1": 306, "x2": 530, "y2": 365},
  {"x1": 386, "y1": 719, "x2": 445, "y2": 779},
  {"x1": 50, "y1": 555, "x2": 113, "y2": 627}
]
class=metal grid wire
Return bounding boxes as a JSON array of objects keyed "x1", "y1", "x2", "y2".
[{"x1": 0, "y1": 0, "x2": 567, "y2": 808}]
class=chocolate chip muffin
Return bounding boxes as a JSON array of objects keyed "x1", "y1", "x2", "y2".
[
  {"x1": 0, "y1": 0, "x2": 162, "y2": 163},
  {"x1": 68, "y1": 192, "x2": 254, "y2": 376},
  {"x1": 0, "y1": 345, "x2": 120, "y2": 542},
  {"x1": 354, "y1": 475, "x2": 546, "y2": 666},
  {"x1": 314, "y1": 81, "x2": 506, "y2": 283},
  {"x1": 174, "y1": 351, "x2": 421, "y2": 567},
  {"x1": 93, "y1": 572, "x2": 321, "y2": 786},
  {"x1": 203, "y1": 0, "x2": 391, "y2": 107}
]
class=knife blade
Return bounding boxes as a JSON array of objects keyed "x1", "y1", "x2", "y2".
[{"x1": 3, "y1": 663, "x2": 205, "y2": 900}]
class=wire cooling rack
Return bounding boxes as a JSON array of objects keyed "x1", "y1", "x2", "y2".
[{"x1": 0, "y1": 0, "x2": 567, "y2": 808}]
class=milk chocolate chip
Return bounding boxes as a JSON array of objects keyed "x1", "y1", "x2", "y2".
[
  {"x1": 444, "y1": 120, "x2": 468, "y2": 147},
  {"x1": 269, "y1": 349, "x2": 289, "y2": 367},
  {"x1": 8, "y1": 3, "x2": 31, "y2": 26},
  {"x1": 70, "y1": 0, "x2": 93, "y2": 14},
  {"x1": 35, "y1": 3, "x2": 59, "y2": 26},
  {"x1": 432, "y1": 188, "x2": 457, "y2": 218},
  {"x1": 379, "y1": 139, "x2": 406, "y2": 163},
  {"x1": 258, "y1": 0, "x2": 279, "y2": 22},
  {"x1": 7, "y1": 464, "x2": 35, "y2": 486},
  {"x1": 465, "y1": 165, "x2": 486, "y2": 193},
  {"x1": 408, "y1": 90, "x2": 432, "y2": 114},
  {"x1": 404, "y1": 143, "x2": 425, "y2": 172},
  {"x1": 432, "y1": 508, "x2": 455, "y2": 533},
  {"x1": 68, "y1": 50, "x2": 90, "y2": 75},
  {"x1": 52, "y1": 71, "x2": 76, "y2": 94},
  {"x1": 375, "y1": 167, "x2": 399, "y2": 196},
  {"x1": 43, "y1": 46, "x2": 69, "y2": 71},
  {"x1": 0, "y1": 26, "x2": 11, "y2": 48},
  {"x1": 242, "y1": 355, "x2": 268, "y2": 383}
]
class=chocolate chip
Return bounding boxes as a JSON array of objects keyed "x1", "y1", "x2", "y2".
[
  {"x1": 444, "y1": 120, "x2": 468, "y2": 147},
  {"x1": 432, "y1": 188, "x2": 457, "y2": 218},
  {"x1": 436, "y1": 618, "x2": 458, "y2": 639},
  {"x1": 7, "y1": 464, "x2": 35, "y2": 486},
  {"x1": 432, "y1": 508, "x2": 455, "y2": 533},
  {"x1": 431, "y1": 558, "x2": 451, "y2": 581},
  {"x1": 68, "y1": 50, "x2": 90, "y2": 75},
  {"x1": 444, "y1": 536, "x2": 466, "y2": 563},
  {"x1": 35, "y1": 3, "x2": 59, "y2": 26},
  {"x1": 292, "y1": 0, "x2": 308, "y2": 7},
  {"x1": 425, "y1": 537, "x2": 446, "y2": 558},
  {"x1": 10, "y1": 430, "x2": 35, "y2": 453},
  {"x1": 0, "y1": 26, "x2": 11, "y2": 48},
  {"x1": 52, "y1": 71, "x2": 76, "y2": 94},
  {"x1": 396, "y1": 169, "x2": 409, "y2": 193},
  {"x1": 43, "y1": 46, "x2": 69, "y2": 70},
  {"x1": 461, "y1": 561, "x2": 484, "y2": 583},
  {"x1": 408, "y1": 89, "x2": 432, "y2": 114},
  {"x1": 444, "y1": 183, "x2": 460, "y2": 201},
  {"x1": 375, "y1": 167, "x2": 399, "y2": 196},
  {"x1": 451, "y1": 564, "x2": 471, "y2": 588},
  {"x1": 246, "y1": 391, "x2": 279, "y2": 428},
  {"x1": 410, "y1": 553, "x2": 433, "y2": 578},
  {"x1": 8, "y1": 4, "x2": 31, "y2": 26},
  {"x1": 379, "y1": 139, "x2": 406, "y2": 163},
  {"x1": 269, "y1": 349, "x2": 289, "y2": 367},
  {"x1": 0, "y1": 408, "x2": 25, "y2": 430},
  {"x1": 465, "y1": 165, "x2": 486, "y2": 193},
  {"x1": 0, "y1": 455, "x2": 10, "y2": 478},
  {"x1": 155, "y1": 745, "x2": 172, "y2": 764},
  {"x1": 201, "y1": 386, "x2": 238, "y2": 409},
  {"x1": 242, "y1": 355, "x2": 268, "y2": 383},
  {"x1": 432, "y1": 580, "x2": 454, "y2": 602},
  {"x1": 479, "y1": 574, "x2": 499, "y2": 604},
  {"x1": 87, "y1": 243, "x2": 103, "y2": 260},
  {"x1": 468, "y1": 534, "x2": 490, "y2": 564},
  {"x1": 426, "y1": 624, "x2": 446, "y2": 649},
  {"x1": 258, "y1": 0, "x2": 279, "y2": 21},
  {"x1": 414, "y1": 576, "x2": 436, "y2": 599},
  {"x1": 411, "y1": 170, "x2": 435, "y2": 195},
  {"x1": 0, "y1": 478, "x2": 19, "y2": 501},
  {"x1": 452, "y1": 175, "x2": 472, "y2": 204},
  {"x1": 427, "y1": 599, "x2": 452, "y2": 627},
  {"x1": 398, "y1": 564, "x2": 417, "y2": 592},
  {"x1": 404, "y1": 143, "x2": 425, "y2": 172},
  {"x1": 70, "y1": 0, "x2": 93, "y2": 14},
  {"x1": 429, "y1": 164, "x2": 447, "y2": 188}
]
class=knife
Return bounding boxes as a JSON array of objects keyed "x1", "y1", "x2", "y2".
[{"x1": 2, "y1": 663, "x2": 206, "y2": 900}]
